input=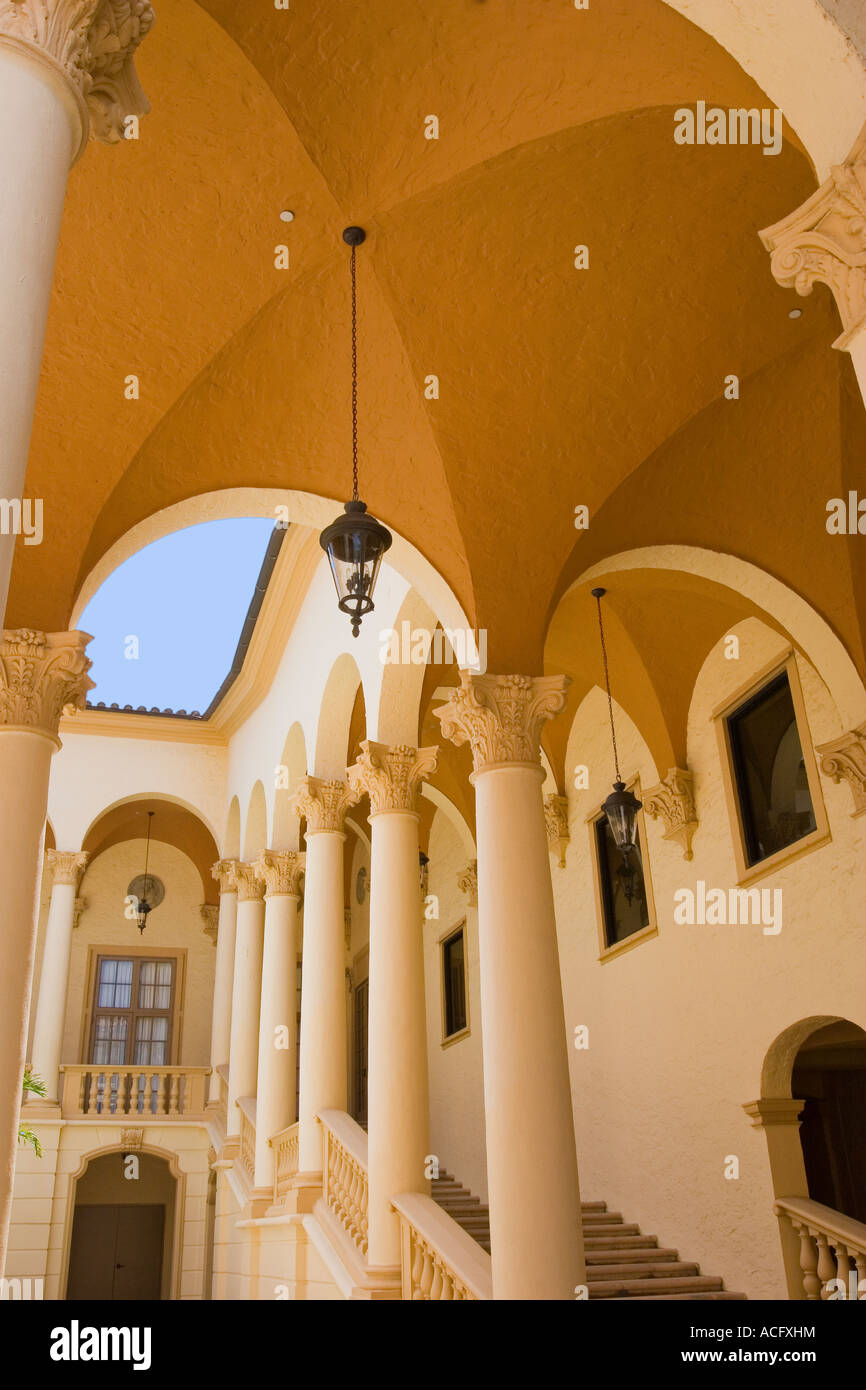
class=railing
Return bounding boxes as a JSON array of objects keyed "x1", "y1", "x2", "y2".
[
  {"x1": 319, "y1": 1109, "x2": 369, "y2": 1256},
  {"x1": 214, "y1": 1063, "x2": 229, "y2": 1129},
  {"x1": 776, "y1": 1197, "x2": 866, "y2": 1299},
  {"x1": 392, "y1": 1193, "x2": 492, "y2": 1300},
  {"x1": 59, "y1": 1064, "x2": 209, "y2": 1118},
  {"x1": 238, "y1": 1097, "x2": 257, "y2": 1180},
  {"x1": 271, "y1": 1121, "x2": 299, "y2": 1202}
]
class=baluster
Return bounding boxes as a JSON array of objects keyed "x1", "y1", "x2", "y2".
[
  {"x1": 855, "y1": 1252, "x2": 866, "y2": 1300},
  {"x1": 419, "y1": 1247, "x2": 434, "y2": 1299},
  {"x1": 429, "y1": 1258, "x2": 444, "y2": 1300},
  {"x1": 816, "y1": 1233, "x2": 836, "y2": 1299},
  {"x1": 95, "y1": 1072, "x2": 106, "y2": 1114},
  {"x1": 411, "y1": 1234, "x2": 425, "y2": 1298},
  {"x1": 835, "y1": 1242, "x2": 852, "y2": 1300},
  {"x1": 168, "y1": 1071, "x2": 180, "y2": 1116},
  {"x1": 110, "y1": 1072, "x2": 120, "y2": 1113},
  {"x1": 440, "y1": 1268, "x2": 455, "y2": 1301},
  {"x1": 797, "y1": 1224, "x2": 821, "y2": 1300}
]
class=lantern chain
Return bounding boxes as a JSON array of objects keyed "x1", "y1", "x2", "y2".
[
  {"x1": 351, "y1": 244, "x2": 359, "y2": 502},
  {"x1": 594, "y1": 592, "x2": 621, "y2": 784}
]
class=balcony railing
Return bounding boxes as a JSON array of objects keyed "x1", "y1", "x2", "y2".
[
  {"x1": 59, "y1": 1064, "x2": 209, "y2": 1118},
  {"x1": 392, "y1": 1193, "x2": 492, "y2": 1300},
  {"x1": 776, "y1": 1197, "x2": 866, "y2": 1300},
  {"x1": 320, "y1": 1109, "x2": 368, "y2": 1256},
  {"x1": 271, "y1": 1121, "x2": 299, "y2": 1202},
  {"x1": 238, "y1": 1097, "x2": 256, "y2": 1180}
]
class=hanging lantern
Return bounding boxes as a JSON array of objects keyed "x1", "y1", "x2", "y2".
[
  {"x1": 592, "y1": 587, "x2": 642, "y2": 854},
  {"x1": 320, "y1": 227, "x2": 392, "y2": 637}
]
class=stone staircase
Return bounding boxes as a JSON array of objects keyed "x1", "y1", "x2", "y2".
[{"x1": 432, "y1": 1174, "x2": 746, "y2": 1300}]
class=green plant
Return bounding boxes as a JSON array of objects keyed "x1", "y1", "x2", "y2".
[{"x1": 18, "y1": 1068, "x2": 46, "y2": 1158}]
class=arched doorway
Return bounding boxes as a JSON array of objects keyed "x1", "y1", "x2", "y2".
[
  {"x1": 793, "y1": 1021, "x2": 866, "y2": 1223},
  {"x1": 66, "y1": 1151, "x2": 176, "y2": 1300}
]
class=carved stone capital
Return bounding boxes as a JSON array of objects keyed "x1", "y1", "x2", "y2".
[
  {"x1": 642, "y1": 768, "x2": 698, "y2": 860},
  {"x1": 211, "y1": 858, "x2": 241, "y2": 895},
  {"x1": 291, "y1": 775, "x2": 359, "y2": 834},
  {"x1": 457, "y1": 860, "x2": 478, "y2": 907},
  {"x1": 760, "y1": 123, "x2": 866, "y2": 350},
  {"x1": 347, "y1": 740, "x2": 438, "y2": 815},
  {"x1": 72, "y1": 896, "x2": 87, "y2": 929},
  {"x1": 543, "y1": 794, "x2": 570, "y2": 868},
  {"x1": 0, "y1": 629, "x2": 93, "y2": 744},
  {"x1": 200, "y1": 903, "x2": 219, "y2": 944},
  {"x1": 0, "y1": 0, "x2": 155, "y2": 150},
  {"x1": 817, "y1": 723, "x2": 866, "y2": 816},
  {"x1": 253, "y1": 849, "x2": 304, "y2": 898},
  {"x1": 120, "y1": 1126, "x2": 143, "y2": 1150},
  {"x1": 230, "y1": 862, "x2": 265, "y2": 904},
  {"x1": 434, "y1": 671, "x2": 570, "y2": 774},
  {"x1": 47, "y1": 848, "x2": 89, "y2": 890}
]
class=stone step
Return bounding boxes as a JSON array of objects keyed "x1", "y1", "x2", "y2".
[
  {"x1": 581, "y1": 1202, "x2": 608, "y2": 1213},
  {"x1": 582, "y1": 1212, "x2": 625, "y2": 1225},
  {"x1": 606, "y1": 1291, "x2": 748, "y2": 1301},
  {"x1": 583, "y1": 1222, "x2": 641, "y2": 1236},
  {"x1": 584, "y1": 1235, "x2": 659, "y2": 1250},
  {"x1": 588, "y1": 1261, "x2": 700, "y2": 1282},
  {"x1": 589, "y1": 1275, "x2": 725, "y2": 1299},
  {"x1": 585, "y1": 1247, "x2": 679, "y2": 1265}
]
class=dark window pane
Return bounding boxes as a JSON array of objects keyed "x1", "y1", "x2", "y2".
[
  {"x1": 728, "y1": 673, "x2": 816, "y2": 866},
  {"x1": 443, "y1": 931, "x2": 467, "y2": 1037},
  {"x1": 596, "y1": 816, "x2": 650, "y2": 948}
]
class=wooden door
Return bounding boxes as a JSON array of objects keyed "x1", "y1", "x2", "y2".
[{"x1": 67, "y1": 1204, "x2": 165, "y2": 1300}]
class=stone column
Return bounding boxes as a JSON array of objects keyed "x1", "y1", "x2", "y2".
[
  {"x1": 0, "y1": 628, "x2": 92, "y2": 1272},
  {"x1": 252, "y1": 850, "x2": 303, "y2": 1191},
  {"x1": 348, "y1": 741, "x2": 438, "y2": 1273},
  {"x1": 290, "y1": 778, "x2": 358, "y2": 1183},
  {"x1": 0, "y1": 2, "x2": 154, "y2": 622},
  {"x1": 207, "y1": 861, "x2": 240, "y2": 1107},
  {"x1": 435, "y1": 673, "x2": 585, "y2": 1300},
  {"x1": 29, "y1": 849, "x2": 89, "y2": 1101},
  {"x1": 225, "y1": 864, "x2": 265, "y2": 1141}
]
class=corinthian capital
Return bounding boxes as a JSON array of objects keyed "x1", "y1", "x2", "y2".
[
  {"x1": 0, "y1": 0, "x2": 155, "y2": 147},
  {"x1": 291, "y1": 776, "x2": 359, "y2": 834},
  {"x1": 230, "y1": 862, "x2": 266, "y2": 904},
  {"x1": 434, "y1": 671, "x2": 570, "y2": 774},
  {"x1": 212, "y1": 858, "x2": 241, "y2": 894},
  {"x1": 47, "y1": 848, "x2": 89, "y2": 889},
  {"x1": 253, "y1": 849, "x2": 304, "y2": 898},
  {"x1": 0, "y1": 629, "x2": 93, "y2": 744},
  {"x1": 817, "y1": 724, "x2": 866, "y2": 816},
  {"x1": 347, "y1": 741, "x2": 438, "y2": 815},
  {"x1": 543, "y1": 794, "x2": 570, "y2": 868},
  {"x1": 200, "y1": 903, "x2": 218, "y2": 944},
  {"x1": 642, "y1": 768, "x2": 698, "y2": 860},
  {"x1": 760, "y1": 122, "x2": 866, "y2": 350}
]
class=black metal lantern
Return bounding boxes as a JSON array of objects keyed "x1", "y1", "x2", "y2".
[
  {"x1": 592, "y1": 587, "x2": 642, "y2": 854},
  {"x1": 320, "y1": 227, "x2": 392, "y2": 637},
  {"x1": 136, "y1": 811, "x2": 155, "y2": 933}
]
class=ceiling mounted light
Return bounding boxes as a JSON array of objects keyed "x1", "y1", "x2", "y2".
[
  {"x1": 135, "y1": 810, "x2": 155, "y2": 934},
  {"x1": 319, "y1": 227, "x2": 392, "y2": 637},
  {"x1": 592, "y1": 587, "x2": 642, "y2": 856},
  {"x1": 280, "y1": 209, "x2": 295, "y2": 222}
]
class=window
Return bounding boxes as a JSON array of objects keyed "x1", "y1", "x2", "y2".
[
  {"x1": 595, "y1": 815, "x2": 650, "y2": 949},
  {"x1": 442, "y1": 929, "x2": 467, "y2": 1040},
  {"x1": 727, "y1": 671, "x2": 816, "y2": 867},
  {"x1": 90, "y1": 956, "x2": 176, "y2": 1067}
]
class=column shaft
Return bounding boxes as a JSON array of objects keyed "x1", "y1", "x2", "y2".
[
  {"x1": 226, "y1": 880, "x2": 265, "y2": 1139},
  {"x1": 29, "y1": 854, "x2": 87, "y2": 1101},
  {"x1": 254, "y1": 891, "x2": 299, "y2": 1188},
  {"x1": 207, "y1": 870, "x2": 238, "y2": 1105},
  {"x1": 296, "y1": 831, "x2": 346, "y2": 1174}
]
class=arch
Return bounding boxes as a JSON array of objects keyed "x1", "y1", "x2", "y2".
[
  {"x1": 370, "y1": 588, "x2": 440, "y2": 745},
  {"x1": 761, "y1": 1014, "x2": 848, "y2": 1098},
  {"x1": 242, "y1": 781, "x2": 268, "y2": 861},
  {"x1": 272, "y1": 723, "x2": 307, "y2": 851},
  {"x1": 660, "y1": 0, "x2": 866, "y2": 180},
  {"x1": 81, "y1": 794, "x2": 221, "y2": 903},
  {"x1": 421, "y1": 784, "x2": 476, "y2": 862},
  {"x1": 313, "y1": 653, "x2": 364, "y2": 781},
  {"x1": 223, "y1": 796, "x2": 241, "y2": 860}
]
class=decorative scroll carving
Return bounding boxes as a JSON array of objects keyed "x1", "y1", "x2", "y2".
[
  {"x1": 347, "y1": 741, "x2": 438, "y2": 815},
  {"x1": 47, "y1": 849, "x2": 89, "y2": 889},
  {"x1": 543, "y1": 794, "x2": 570, "y2": 868},
  {"x1": 291, "y1": 776, "x2": 359, "y2": 834},
  {"x1": 457, "y1": 860, "x2": 478, "y2": 907},
  {"x1": 0, "y1": 0, "x2": 155, "y2": 145},
  {"x1": 200, "y1": 904, "x2": 219, "y2": 944},
  {"x1": 253, "y1": 849, "x2": 304, "y2": 898},
  {"x1": 434, "y1": 672, "x2": 569, "y2": 773},
  {"x1": 817, "y1": 724, "x2": 866, "y2": 816},
  {"x1": 760, "y1": 123, "x2": 866, "y2": 350},
  {"x1": 0, "y1": 629, "x2": 93, "y2": 742},
  {"x1": 211, "y1": 859, "x2": 241, "y2": 894},
  {"x1": 642, "y1": 768, "x2": 698, "y2": 860}
]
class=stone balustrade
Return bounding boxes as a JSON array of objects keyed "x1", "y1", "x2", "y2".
[
  {"x1": 59, "y1": 1064, "x2": 209, "y2": 1118},
  {"x1": 320, "y1": 1108, "x2": 369, "y2": 1256},
  {"x1": 392, "y1": 1192, "x2": 492, "y2": 1300},
  {"x1": 238, "y1": 1097, "x2": 257, "y2": 1180},
  {"x1": 271, "y1": 1121, "x2": 299, "y2": 1202},
  {"x1": 776, "y1": 1197, "x2": 866, "y2": 1300}
]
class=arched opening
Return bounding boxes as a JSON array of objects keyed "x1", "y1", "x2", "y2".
[
  {"x1": 793, "y1": 1020, "x2": 866, "y2": 1223},
  {"x1": 66, "y1": 1150, "x2": 177, "y2": 1300}
]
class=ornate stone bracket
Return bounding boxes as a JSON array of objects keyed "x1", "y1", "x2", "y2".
[
  {"x1": 347, "y1": 741, "x2": 438, "y2": 815},
  {"x1": 543, "y1": 794, "x2": 570, "y2": 868},
  {"x1": 200, "y1": 903, "x2": 218, "y2": 945},
  {"x1": 457, "y1": 860, "x2": 477, "y2": 907},
  {"x1": 120, "y1": 1126, "x2": 143, "y2": 1150},
  {"x1": 47, "y1": 848, "x2": 89, "y2": 890},
  {"x1": 0, "y1": 0, "x2": 155, "y2": 147},
  {"x1": 72, "y1": 896, "x2": 87, "y2": 929},
  {"x1": 817, "y1": 723, "x2": 866, "y2": 816},
  {"x1": 253, "y1": 849, "x2": 305, "y2": 898},
  {"x1": 434, "y1": 671, "x2": 569, "y2": 774},
  {"x1": 0, "y1": 629, "x2": 93, "y2": 744},
  {"x1": 291, "y1": 776, "x2": 359, "y2": 834},
  {"x1": 642, "y1": 768, "x2": 698, "y2": 861},
  {"x1": 760, "y1": 122, "x2": 866, "y2": 350}
]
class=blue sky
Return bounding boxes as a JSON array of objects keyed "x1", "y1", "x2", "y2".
[{"x1": 79, "y1": 518, "x2": 275, "y2": 714}]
